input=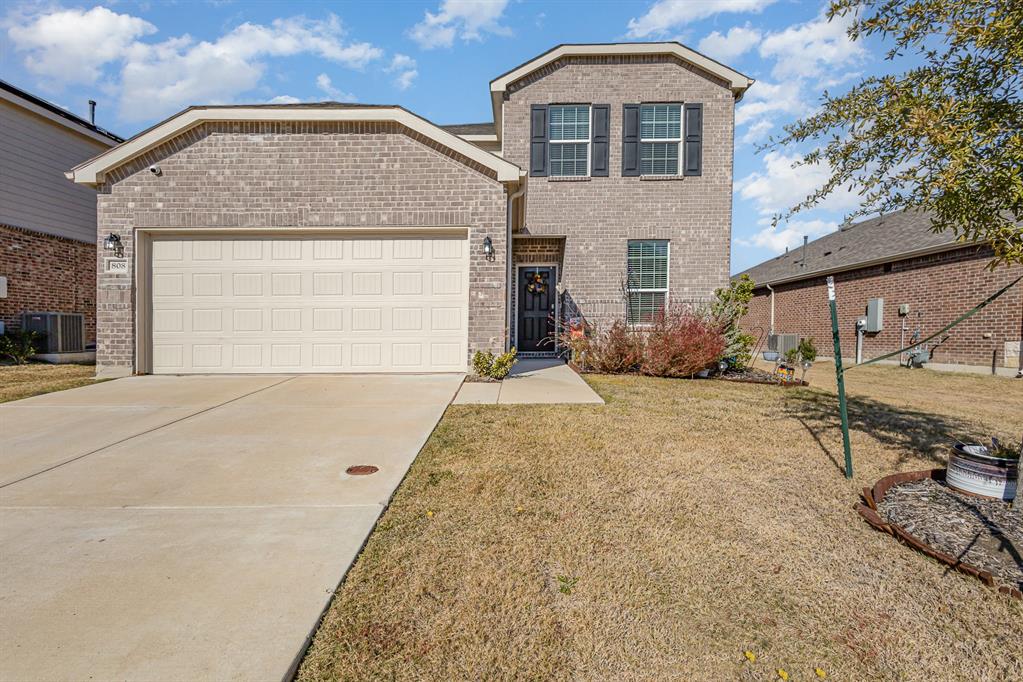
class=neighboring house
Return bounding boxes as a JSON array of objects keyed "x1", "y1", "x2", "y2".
[
  {"x1": 0, "y1": 80, "x2": 123, "y2": 346},
  {"x1": 736, "y1": 211, "x2": 1023, "y2": 375},
  {"x1": 67, "y1": 43, "x2": 753, "y2": 377}
]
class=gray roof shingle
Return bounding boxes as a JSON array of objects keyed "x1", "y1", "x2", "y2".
[
  {"x1": 735, "y1": 211, "x2": 965, "y2": 285},
  {"x1": 440, "y1": 122, "x2": 496, "y2": 135}
]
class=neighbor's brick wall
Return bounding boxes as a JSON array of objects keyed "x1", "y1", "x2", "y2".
[
  {"x1": 742, "y1": 245, "x2": 1023, "y2": 369},
  {"x1": 504, "y1": 55, "x2": 735, "y2": 326},
  {"x1": 0, "y1": 223, "x2": 96, "y2": 344},
  {"x1": 95, "y1": 121, "x2": 508, "y2": 375}
]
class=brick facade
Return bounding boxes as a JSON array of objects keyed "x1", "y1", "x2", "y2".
[
  {"x1": 94, "y1": 121, "x2": 508, "y2": 376},
  {"x1": 503, "y1": 55, "x2": 735, "y2": 327},
  {"x1": 742, "y1": 245, "x2": 1023, "y2": 370},
  {"x1": 1, "y1": 224, "x2": 96, "y2": 344}
]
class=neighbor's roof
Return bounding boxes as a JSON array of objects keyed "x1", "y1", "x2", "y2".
[
  {"x1": 441, "y1": 122, "x2": 496, "y2": 137},
  {"x1": 736, "y1": 211, "x2": 970, "y2": 286},
  {"x1": 0, "y1": 79, "x2": 123, "y2": 145},
  {"x1": 488, "y1": 42, "x2": 755, "y2": 137},
  {"x1": 67, "y1": 103, "x2": 521, "y2": 186}
]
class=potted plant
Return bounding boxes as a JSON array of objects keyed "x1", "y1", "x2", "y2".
[{"x1": 947, "y1": 437, "x2": 1020, "y2": 502}]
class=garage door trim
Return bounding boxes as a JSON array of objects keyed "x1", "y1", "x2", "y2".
[{"x1": 134, "y1": 227, "x2": 470, "y2": 375}]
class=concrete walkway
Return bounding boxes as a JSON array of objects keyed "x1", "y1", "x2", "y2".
[
  {"x1": 0, "y1": 374, "x2": 461, "y2": 682},
  {"x1": 453, "y1": 359, "x2": 604, "y2": 405}
]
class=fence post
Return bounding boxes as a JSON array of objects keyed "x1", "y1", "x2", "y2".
[{"x1": 828, "y1": 276, "x2": 854, "y2": 479}]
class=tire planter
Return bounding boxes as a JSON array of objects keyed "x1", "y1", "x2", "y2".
[
  {"x1": 946, "y1": 443, "x2": 1018, "y2": 501},
  {"x1": 856, "y1": 468, "x2": 1022, "y2": 600}
]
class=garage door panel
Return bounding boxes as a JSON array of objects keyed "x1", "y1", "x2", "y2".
[{"x1": 150, "y1": 235, "x2": 468, "y2": 374}]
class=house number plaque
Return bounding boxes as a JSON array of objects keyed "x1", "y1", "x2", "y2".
[{"x1": 105, "y1": 258, "x2": 129, "y2": 274}]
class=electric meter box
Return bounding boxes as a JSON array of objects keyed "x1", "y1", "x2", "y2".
[{"x1": 865, "y1": 298, "x2": 884, "y2": 332}]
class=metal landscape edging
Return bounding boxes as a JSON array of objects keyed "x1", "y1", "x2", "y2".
[{"x1": 856, "y1": 468, "x2": 1022, "y2": 600}]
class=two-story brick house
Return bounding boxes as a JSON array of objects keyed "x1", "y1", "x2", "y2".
[{"x1": 68, "y1": 43, "x2": 752, "y2": 376}]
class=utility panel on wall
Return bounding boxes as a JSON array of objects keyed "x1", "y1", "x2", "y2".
[{"x1": 866, "y1": 298, "x2": 884, "y2": 332}]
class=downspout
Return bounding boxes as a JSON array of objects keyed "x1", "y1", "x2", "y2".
[
  {"x1": 765, "y1": 283, "x2": 775, "y2": 336},
  {"x1": 506, "y1": 181, "x2": 526, "y2": 351}
]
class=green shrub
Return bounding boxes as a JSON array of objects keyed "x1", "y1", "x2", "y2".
[
  {"x1": 0, "y1": 330, "x2": 40, "y2": 364},
  {"x1": 798, "y1": 337, "x2": 818, "y2": 363},
  {"x1": 712, "y1": 274, "x2": 755, "y2": 369},
  {"x1": 471, "y1": 347, "x2": 517, "y2": 380}
]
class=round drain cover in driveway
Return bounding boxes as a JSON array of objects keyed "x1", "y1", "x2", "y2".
[{"x1": 346, "y1": 465, "x2": 379, "y2": 476}]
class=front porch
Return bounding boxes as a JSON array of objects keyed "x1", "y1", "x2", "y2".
[{"x1": 510, "y1": 236, "x2": 565, "y2": 356}]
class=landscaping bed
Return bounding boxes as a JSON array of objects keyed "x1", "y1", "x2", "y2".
[{"x1": 877, "y1": 477, "x2": 1022, "y2": 594}]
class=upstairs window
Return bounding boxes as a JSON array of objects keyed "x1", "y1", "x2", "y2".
[
  {"x1": 549, "y1": 104, "x2": 590, "y2": 177},
  {"x1": 626, "y1": 240, "x2": 669, "y2": 324},
  {"x1": 639, "y1": 104, "x2": 681, "y2": 175}
]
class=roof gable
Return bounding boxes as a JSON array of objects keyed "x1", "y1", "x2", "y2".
[
  {"x1": 488, "y1": 43, "x2": 754, "y2": 136},
  {"x1": 1, "y1": 79, "x2": 122, "y2": 146},
  {"x1": 68, "y1": 105, "x2": 522, "y2": 186}
]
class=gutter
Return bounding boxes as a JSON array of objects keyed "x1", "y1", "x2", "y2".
[
  {"x1": 506, "y1": 178, "x2": 527, "y2": 350},
  {"x1": 765, "y1": 283, "x2": 775, "y2": 336}
]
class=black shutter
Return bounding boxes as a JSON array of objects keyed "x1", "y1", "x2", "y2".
[
  {"x1": 683, "y1": 103, "x2": 703, "y2": 176},
  {"x1": 622, "y1": 104, "x2": 640, "y2": 177},
  {"x1": 530, "y1": 104, "x2": 548, "y2": 177},
  {"x1": 591, "y1": 104, "x2": 610, "y2": 177}
]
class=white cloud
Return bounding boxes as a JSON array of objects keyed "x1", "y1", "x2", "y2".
[
  {"x1": 736, "y1": 218, "x2": 838, "y2": 254},
  {"x1": 739, "y1": 119, "x2": 773, "y2": 145},
  {"x1": 626, "y1": 0, "x2": 775, "y2": 39},
  {"x1": 6, "y1": 6, "x2": 155, "y2": 86},
  {"x1": 315, "y1": 73, "x2": 357, "y2": 102},
  {"x1": 385, "y1": 54, "x2": 418, "y2": 90},
  {"x1": 267, "y1": 95, "x2": 302, "y2": 104},
  {"x1": 696, "y1": 24, "x2": 761, "y2": 62},
  {"x1": 409, "y1": 0, "x2": 510, "y2": 49},
  {"x1": 735, "y1": 150, "x2": 860, "y2": 217},
  {"x1": 759, "y1": 11, "x2": 863, "y2": 80},
  {"x1": 6, "y1": 8, "x2": 381, "y2": 122},
  {"x1": 735, "y1": 80, "x2": 805, "y2": 126}
]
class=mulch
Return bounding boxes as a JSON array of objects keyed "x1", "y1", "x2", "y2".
[
  {"x1": 717, "y1": 366, "x2": 809, "y2": 387},
  {"x1": 858, "y1": 469, "x2": 1022, "y2": 598}
]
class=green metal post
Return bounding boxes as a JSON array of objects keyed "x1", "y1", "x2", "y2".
[{"x1": 827, "y1": 276, "x2": 854, "y2": 479}]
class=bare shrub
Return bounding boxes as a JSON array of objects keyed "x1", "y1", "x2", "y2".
[
  {"x1": 559, "y1": 320, "x2": 643, "y2": 374},
  {"x1": 639, "y1": 306, "x2": 727, "y2": 378}
]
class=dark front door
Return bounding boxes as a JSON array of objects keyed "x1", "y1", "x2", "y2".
[{"x1": 518, "y1": 267, "x2": 555, "y2": 352}]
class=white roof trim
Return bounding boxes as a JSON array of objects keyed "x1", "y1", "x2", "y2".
[
  {"x1": 1, "y1": 88, "x2": 119, "y2": 147},
  {"x1": 488, "y1": 42, "x2": 755, "y2": 137},
  {"x1": 67, "y1": 106, "x2": 522, "y2": 185}
]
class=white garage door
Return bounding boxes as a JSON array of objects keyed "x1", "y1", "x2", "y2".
[{"x1": 149, "y1": 234, "x2": 469, "y2": 374}]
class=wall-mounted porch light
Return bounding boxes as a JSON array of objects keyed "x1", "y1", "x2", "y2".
[
  {"x1": 103, "y1": 233, "x2": 124, "y2": 258},
  {"x1": 482, "y1": 235, "x2": 495, "y2": 261}
]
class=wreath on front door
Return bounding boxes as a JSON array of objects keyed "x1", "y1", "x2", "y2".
[{"x1": 526, "y1": 272, "x2": 547, "y2": 295}]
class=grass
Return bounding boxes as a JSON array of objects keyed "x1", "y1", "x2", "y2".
[
  {"x1": 0, "y1": 363, "x2": 101, "y2": 403},
  {"x1": 299, "y1": 362, "x2": 1023, "y2": 681}
]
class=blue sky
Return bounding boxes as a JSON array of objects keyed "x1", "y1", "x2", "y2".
[{"x1": 1, "y1": 0, "x2": 900, "y2": 273}]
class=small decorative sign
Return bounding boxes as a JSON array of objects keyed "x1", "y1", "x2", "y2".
[{"x1": 105, "y1": 258, "x2": 129, "y2": 274}]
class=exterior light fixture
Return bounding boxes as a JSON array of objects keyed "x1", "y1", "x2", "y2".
[
  {"x1": 103, "y1": 233, "x2": 124, "y2": 257},
  {"x1": 482, "y1": 235, "x2": 495, "y2": 260}
]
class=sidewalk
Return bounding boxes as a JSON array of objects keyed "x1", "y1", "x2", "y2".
[{"x1": 453, "y1": 359, "x2": 604, "y2": 405}]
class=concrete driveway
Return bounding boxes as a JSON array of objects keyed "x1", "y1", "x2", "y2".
[{"x1": 0, "y1": 374, "x2": 461, "y2": 681}]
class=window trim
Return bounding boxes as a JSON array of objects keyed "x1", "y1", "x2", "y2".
[
  {"x1": 626, "y1": 239, "x2": 671, "y2": 325},
  {"x1": 639, "y1": 103, "x2": 682, "y2": 176},
  {"x1": 548, "y1": 103, "x2": 592, "y2": 178}
]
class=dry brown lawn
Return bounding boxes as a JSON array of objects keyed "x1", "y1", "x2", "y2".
[
  {"x1": 0, "y1": 363, "x2": 101, "y2": 403},
  {"x1": 299, "y1": 363, "x2": 1023, "y2": 681}
]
